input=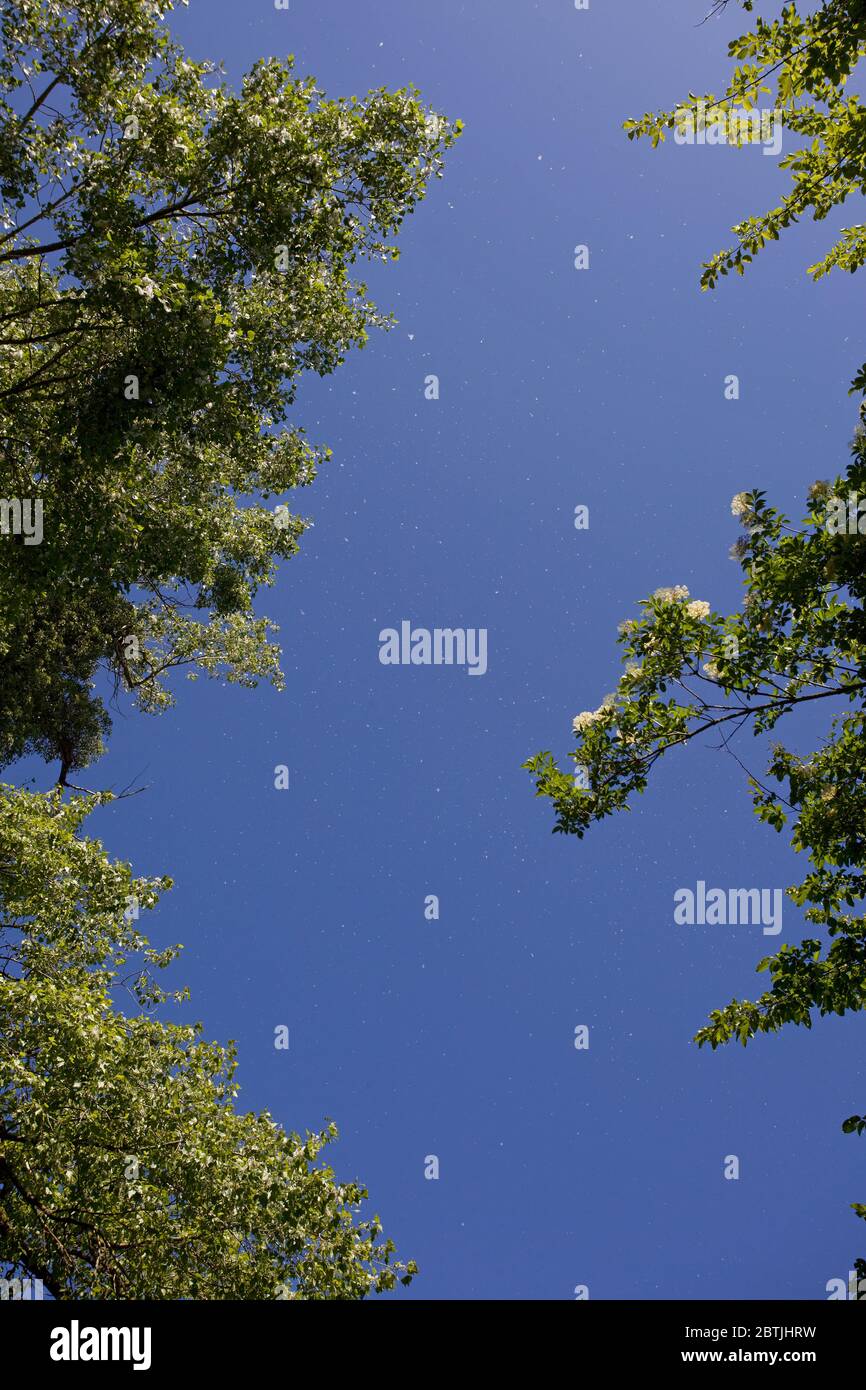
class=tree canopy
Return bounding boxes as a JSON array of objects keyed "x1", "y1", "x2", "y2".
[
  {"x1": 625, "y1": 0, "x2": 866, "y2": 296},
  {"x1": 0, "y1": 0, "x2": 457, "y2": 1299},
  {"x1": 0, "y1": 786, "x2": 414, "y2": 1298},
  {"x1": 529, "y1": 0, "x2": 866, "y2": 1286},
  {"x1": 0, "y1": 0, "x2": 459, "y2": 783}
]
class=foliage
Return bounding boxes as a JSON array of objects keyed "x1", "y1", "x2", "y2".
[
  {"x1": 0, "y1": 0, "x2": 451, "y2": 1300},
  {"x1": 529, "y1": 0, "x2": 866, "y2": 1286},
  {"x1": 526, "y1": 460, "x2": 866, "y2": 1283},
  {"x1": 624, "y1": 0, "x2": 866, "y2": 295},
  {"x1": 0, "y1": 784, "x2": 415, "y2": 1298},
  {"x1": 527, "y1": 458, "x2": 866, "y2": 1279},
  {"x1": 0, "y1": 0, "x2": 460, "y2": 781}
]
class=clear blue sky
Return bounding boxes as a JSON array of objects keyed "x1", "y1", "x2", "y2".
[{"x1": 48, "y1": 0, "x2": 866, "y2": 1298}]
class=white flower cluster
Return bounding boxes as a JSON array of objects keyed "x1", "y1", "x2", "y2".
[
  {"x1": 652, "y1": 585, "x2": 690, "y2": 603},
  {"x1": 572, "y1": 692, "x2": 616, "y2": 734},
  {"x1": 685, "y1": 599, "x2": 710, "y2": 620},
  {"x1": 731, "y1": 492, "x2": 752, "y2": 521},
  {"x1": 573, "y1": 710, "x2": 602, "y2": 732}
]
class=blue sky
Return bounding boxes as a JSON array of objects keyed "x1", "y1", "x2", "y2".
[{"x1": 42, "y1": 0, "x2": 866, "y2": 1298}]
